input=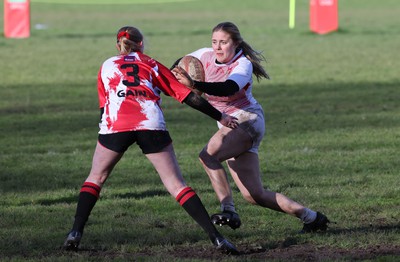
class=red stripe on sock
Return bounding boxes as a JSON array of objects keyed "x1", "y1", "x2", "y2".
[
  {"x1": 82, "y1": 182, "x2": 101, "y2": 191},
  {"x1": 80, "y1": 182, "x2": 101, "y2": 198},
  {"x1": 80, "y1": 187, "x2": 100, "y2": 198},
  {"x1": 179, "y1": 191, "x2": 196, "y2": 205},
  {"x1": 176, "y1": 187, "x2": 192, "y2": 201},
  {"x1": 176, "y1": 187, "x2": 196, "y2": 206}
]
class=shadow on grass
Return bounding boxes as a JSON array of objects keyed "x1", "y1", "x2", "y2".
[
  {"x1": 110, "y1": 189, "x2": 169, "y2": 200},
  {"x1": 1, "y1": 80, "x2": 399, "y2": 194},
  {"x1": 1, "y1": 80, "x2": 399, "y2": 135},
  {"x1": 33, "y1": 189, "x2": 169, "y2": 206},
  {"x1": 326, "y1": 223, "x2": 400, "y2": 235}
]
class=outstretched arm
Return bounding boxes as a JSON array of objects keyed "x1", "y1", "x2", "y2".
[
  {"x1": 183, "y1": 92, "x2": 238, "y2": 129},
  {"x1": 172, "y1": 66, "x2": 239, "y2": 96}
]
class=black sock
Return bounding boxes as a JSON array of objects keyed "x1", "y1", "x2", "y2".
[
  {"x1": 71, "y1": 182, "x2": 101, "y2": 233},
  {"x1": 176, "y1": 187, "x2": 222, "y2": 243}
]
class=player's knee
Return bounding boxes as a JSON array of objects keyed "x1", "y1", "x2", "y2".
[
  {"x1": 199, "y1": 148, "x2": 215, "y2": 162},
  {"x1": 198, "y1": 149, "x2": 206, "y2": 162}
]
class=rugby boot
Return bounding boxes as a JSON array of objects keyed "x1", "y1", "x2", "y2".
[
  {"x1": 300, "y1": 212, "x2": 330, "y2": 233},
  {"x1": 213, "y1": 236, "x2": 240, "y2": 255},
  {"x1": 63, "y1": 230, "x2": 82, "y2": 251},
  {"x1": 211, "y1": 210, "x2": 241, "y2": 230}
]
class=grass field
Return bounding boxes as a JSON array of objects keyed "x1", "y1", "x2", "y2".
[{"x1": 0, "y1": 0, "x2": 399, "y2": 261}]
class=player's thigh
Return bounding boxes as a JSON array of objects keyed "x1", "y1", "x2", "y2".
[
  {"x1": 88, "y1": 142, "x2": 124, "y2": 183},
  {"x1": 205, "y1": 126, "x2": 253, "y2": 161},
  {"x1": 145, "y1": 144, "x2": 186, "y2": 197}
]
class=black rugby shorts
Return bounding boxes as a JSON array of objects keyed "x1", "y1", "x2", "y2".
[{"x1": 98, "y1": 130, "x2": 172, "y2": 154}]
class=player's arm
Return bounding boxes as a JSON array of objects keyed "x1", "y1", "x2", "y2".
[
  {"x1": 192, "y1": 80, "x2": 239, "y2": 96},
  {"x1": 97, "y1": 68, "x2": 106, "y2": 121},
  {"x1": 155, "y1": 62, "x2": 238, "y2": 127},
  {"x1": 183, "y1": 92, "x2": 221, "y2": 121},
  {"x1": 183, "y1": 92, "x2": 238, "y2": 128},
  {"x1": 100, "y1": 107, "x2": 104, "y2": 121},
  {"x1": 172, "y1": 66, "x2": 239, "y2": 96}
]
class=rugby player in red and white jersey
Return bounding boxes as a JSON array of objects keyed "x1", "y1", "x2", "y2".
[
  {"x1": 63, "y1": 26, "x2": 239, "y2": 255},
  {"x1": 173, "y1": 22, "x2": 329, "y2": 234}
]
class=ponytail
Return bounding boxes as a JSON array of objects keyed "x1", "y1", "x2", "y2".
[{"x1": 239, "y1": 41, "x2": 270, "y2": 81}]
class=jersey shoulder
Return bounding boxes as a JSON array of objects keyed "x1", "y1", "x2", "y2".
[{"x1": 189, "y1": 48, "x2": 213, "y2": 60}]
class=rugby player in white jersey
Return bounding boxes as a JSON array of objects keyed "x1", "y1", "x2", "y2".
[{"x1": 173, "y1": 22, "x2": 330, "y2": 234}]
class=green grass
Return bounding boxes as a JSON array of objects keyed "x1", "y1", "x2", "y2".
[{"x1": 1, "y1": 0, "x2": 399, "y2": 261}]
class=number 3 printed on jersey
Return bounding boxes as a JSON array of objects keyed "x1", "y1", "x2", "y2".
[{"x1": 121, "y1": 63, "x2": 140, "y2": 86}]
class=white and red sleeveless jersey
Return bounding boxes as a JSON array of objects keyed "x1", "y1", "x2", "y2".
[
  {"x1": 98, "y1": 52, "x2": 191, "y2": 134},
  {"x1": 189, "y1": 48, "x2": 258, "y2": 115}
]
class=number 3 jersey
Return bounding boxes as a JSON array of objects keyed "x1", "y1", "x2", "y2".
[{"x1": 97, "y1": 52, "x2": 191, "y2": 134}]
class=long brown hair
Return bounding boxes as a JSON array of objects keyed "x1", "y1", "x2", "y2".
[
  {"x1": 116, "y1": 26, "x2": 144, "y2": 55},
  {"x1": 212, "y1": 22, "x2": 270, "y2": 81}
]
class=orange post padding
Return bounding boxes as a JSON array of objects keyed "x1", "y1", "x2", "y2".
[
  {"x1": 4, "y1": 0, "x2": 30, "y2": 38},
  {"x1": 310, "y1": 0, "x2": 338, "y2": 35}
]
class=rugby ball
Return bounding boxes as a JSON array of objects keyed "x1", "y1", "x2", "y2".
[
  {"x1": 178, "y1": 55, "x2": 205, "y2": 82},
  {"x1": 178, "y1": 56, "x2": 205, "y2": 95}
]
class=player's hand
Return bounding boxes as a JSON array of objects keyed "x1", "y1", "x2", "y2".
[
  {"x1": 172, "y1": 66, "x2": 194, "y2": 88},
  {"x1": 219, "y1": 113, "x2": 238, "y2": 129}
]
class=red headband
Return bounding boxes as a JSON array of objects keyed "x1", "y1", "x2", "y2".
[{"x1": 117, "y1": 31, "x2": 130, "y2": 41}]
